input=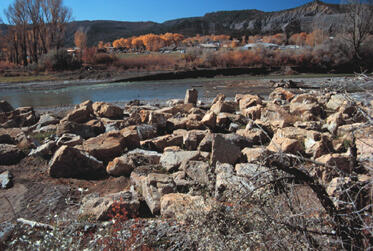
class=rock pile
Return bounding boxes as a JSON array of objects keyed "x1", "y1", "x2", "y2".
[{"x1": 0, "y1": 86, "x2": 372, "y2": 222}]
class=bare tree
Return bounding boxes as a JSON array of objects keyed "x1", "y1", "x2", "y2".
[
  {"x1": 3, "y1": 0, "x2": 72, "y2": 65},
  {"x1": 340, "y1": 0, "x2": 373, "y2": 62}
]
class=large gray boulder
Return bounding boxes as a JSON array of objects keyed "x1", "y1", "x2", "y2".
[
  {"x1": 160, "y1": 151, "x2": 201, "y2": 172},
  {"x1": 49, "y1": 145, "x2": 104, "y2": 178},
  {"x1": 0, "y1": 144, "x2": 25, "y2": 165},
  {"x1": 211, "y1": 134, "x2": 242, "y2": 165},
  {"x1": 141, "y1": 173, "x2": 176, "y2": 215}
]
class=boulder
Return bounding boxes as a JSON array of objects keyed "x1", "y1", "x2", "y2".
[
  {"x1": 198, "y1": 132, "x2": 214, "y2": 152},
  {"x1": 127, "y1": 149, "x2": 162, "y2": 165},
  {"x1": 184, "y1": 88, "x2": 198, "y2": 105},
  {"x1": 216, "y1": 113, "x2": 231, "y2": 129},
  {"x1": 210, "y1": 100, "x2": 237, "y2": 115},
  {"x1": 0, "y1": 100, "x2": 14, "y2": 113},
  {"x1": 28, "y1": 141, "x2": 56, "y2": 158},
  {"x1": 100, "y1": 118, "x2": 131, "y2": 132},
  {"x1": 316, "y1": 153, "x2": 352, "y2": 173},
  {"x1": 56, "y1": 133, "x2": 83, "y2": 147},
  {"x1": 1, "y1": 107, "x2": 38, "y2": 128},
  {"x1": 0, "y1": 170, "x2": 13, "y2": 189},
  {"x1": 171, "y1": 171, "x2": 194, "y2": 191},
  {"x1": 92, "y1": 102, "x2": 123, "y2": 119},
  {"x1": 160, "y1": 151, "x2": 201, "y2": 172},
  {"x1": 142, "y1": 173, "x2": 176, "y2": 215},
  {"x1": 62, "y1": 106, "x2": 92, "y2": 123},
  {"x1": 291, "y1": 94, "x2": 318, "y2": 104},
  {"x1": 85, "y1": 119, "x2": 105, "y2": 134},
  {"x1": 235, "y1": 163, "x2": 270, "y2": 178},
  {"x1": 260, "y1": 103, "x2": 297, "y2": 128},
  {"x1": 75, "y1": 100, "x2": 93, "y2": 112},
  {"x1": 136, "y1": 124, "x2": 157, "y2": 141},
  {"x1": 267, "y1": 127, "x2": 321, "y2": 154},
  {"x1": 201, "y1": 111, "x2": 217, "y2": 129},
  {"x1": 290, "y1": 102, "x2": 324, "y2": 119},
  {"x1": 106, "y1": 155, "x2": 136, "y2": 177},
  {"x1": 212, "y1": 93, "x2": 226, "y2": 104},
  {"x1": 215, "y1": 163, "x2": 253, "y2": 199},
  {"x1": 326, "y1": 94, "x2": 347, "y2": 111},
  {"x1": 36, "y1": 114, "x2": 59, "y2": 129},
  {"x1": 160, "y1": 193, "x2": 207, "y2": 219},
  {"x1": 185, "y1": 118, "x2": 204, "y2": 130},
  {"x1": 237, "y1": 94, "x2": 262, "y2": 110},
  {"x1": 81, "y1": 131, "x2": 125, "y2": 162},
  {"x1": 324, "y1": 112, "x2": 344, "y2": 134},
  {"x1": 236, "y1": 128, "x2": 268, "y2": 145},
  {"x1": 242, "y1": 105, "x2": 262, "y2": 120},
  {"x1": 0, "y1": 144, "x2": 25, "y2": 165},
  {"x1": 120, "y1": 126, "x2": 140, "y2": 150},
  {"x1": 0, "y1": 134, "x2": 14, "y2": 144},
  {"x1": 183, "y1": 130, "x2": 207, "y2": 150},
  {"x1": 79, "y1": 190, "x2": 140, "y2": 221},
  {"x1": 219, "y1": 133, "x2": 252, "y2": 149},
  {"x1": 269, "y1": 88, "x2": 295, "y2": 102},
  {"x1": 305, "y1": 135, "x2": 333, "y2": 159},
  {"x1": 148, "y1": 112, "x2": 167, "y2": 129},
  {"x1": 181, "y1": 160, "x2": 211, "y2": 185},
  {"x1": 49, "y1": 145, "x2": 104, "y2": 178},
  {"x1": 56, "y1": 120, "x2": 99, "y2": 139},
  {"x1": 211, "y1": 134, "x2": 242, "y2": 165},
  {"x1": 267, "y1": 137, "x2": 303, "y2": 154},
  {"x1": 107, "y1": 149, "x2": 162, "y2": 177},
  {"x1": 242, "y1": 147, "x2": 270, "y2": 163},
  {"x1": 141, "y1": 134, "x2": 183, "y2": 152},
  {"x1": 167, "y1": 117, "x2": 188, "y2": 130}
]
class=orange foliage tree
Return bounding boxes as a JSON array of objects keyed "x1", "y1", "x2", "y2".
[
  {"x1": 289, "y1": 32, "x2": 307, "y2": 46},
  {"x1": 74, "y1": 30, "x2": 87, "y2": 49},
  {"x1": 305, "y1": 29, "x2": 326, "y2": 47}
]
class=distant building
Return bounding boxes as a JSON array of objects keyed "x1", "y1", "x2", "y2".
[
  {"x1": 199, "y1": 43, "x2": 219, "y2": 51},
  {"x1": 241, "y1": 42, "x2": 280, "y2": 50}
]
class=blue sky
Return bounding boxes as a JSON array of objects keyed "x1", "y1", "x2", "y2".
[{"x1": 0, "y1": 0, "x2": 341, "y2": 23}]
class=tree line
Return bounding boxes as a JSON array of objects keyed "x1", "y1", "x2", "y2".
[{"x1": 1, "y1": 0, "x2": 71, "y2": 66}]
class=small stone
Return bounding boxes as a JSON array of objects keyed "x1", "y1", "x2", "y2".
[{"x1": 0, "y1": 171, "x2": 13, "y2": 189}]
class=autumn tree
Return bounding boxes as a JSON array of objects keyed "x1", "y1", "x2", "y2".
[
  {"x1": 74, "y1": 30, "x2": 87, "y2": 49},
  {"x1": 142, "y1": 34, "x2": 165, "y2": 51},
  {"x1": 289, "y1": 32, "x2": 307, "y2": 46},
  {"x1": 305, "y1": 29, "x2": 326, "y2": 47}
]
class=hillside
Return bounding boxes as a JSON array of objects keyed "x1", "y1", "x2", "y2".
[
  {"x1": 1, "y1": 1, "x2": 345, "y2": 46},
  {"x1": 64, "y1": 1, "x2": 344, "y2": 46}
]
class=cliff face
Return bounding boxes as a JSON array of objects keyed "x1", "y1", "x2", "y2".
[{"x1": 160, "y1": 1, "x2": 344, "y2": 36}]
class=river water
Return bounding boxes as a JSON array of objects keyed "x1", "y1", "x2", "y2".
[
  {"x1": 1, "y1": 75, "x2": 371, "y2": 108},
  {"x1": 0, "y1": 77, "x2": 273, "y2": 108}
]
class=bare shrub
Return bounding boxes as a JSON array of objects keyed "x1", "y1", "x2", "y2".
[
  {"x1": 38, "y1": 49, "x2": 81, "y2": 71},
  {"x1": 113, "y1": 54, "x2": 178, "y2": 71}
]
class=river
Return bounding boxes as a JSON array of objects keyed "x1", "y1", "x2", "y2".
[{"x1": 0, "y1": 75, "x2": 371, "y2": 108}]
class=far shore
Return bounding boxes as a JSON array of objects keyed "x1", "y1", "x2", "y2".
[{"x1": 0, "y1": 67, "x2": 357, "y2": 91}]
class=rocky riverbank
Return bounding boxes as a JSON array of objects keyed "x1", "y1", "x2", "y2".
[{"x1": 0, "y1": 81, "x2": 372, "y2": 250}]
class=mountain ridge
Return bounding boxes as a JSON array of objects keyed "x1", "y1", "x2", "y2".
[{"x1": 1, "y1": 1, "x2": 346, "y2": 46}]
